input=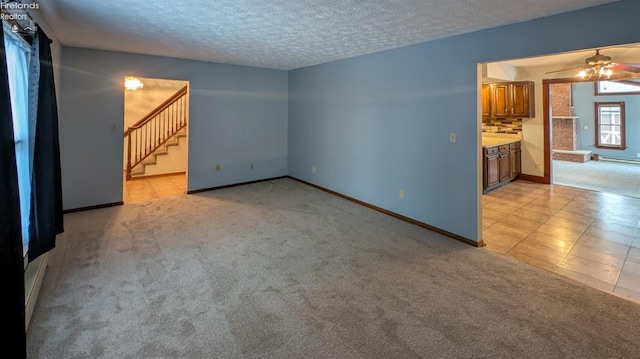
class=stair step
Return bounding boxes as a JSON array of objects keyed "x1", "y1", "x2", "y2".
[
  {"x1": 129, "y1": 127, "x2": 186, "y2": 178},
  {"x1": 164, "y1": 138, "x2": 179, "y2": 147},
  {"x1": 131, "y1": 167, "x2": 145, "y2": 176}
]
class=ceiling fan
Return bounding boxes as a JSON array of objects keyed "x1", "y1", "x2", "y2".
[{"x1": 546, "y1": 50, "x2": 640, "y2": 80}]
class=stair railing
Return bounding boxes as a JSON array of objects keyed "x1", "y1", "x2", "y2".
[{"x1": 125, "y1": 85, "x2": 188, "y2": 180}]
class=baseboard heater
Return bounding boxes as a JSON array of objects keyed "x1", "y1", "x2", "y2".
[
  {"x1": 25, "y1": 253, "x2": 48, "y2": 330},
  {"x1": 597, "y1": 156, "x2": 640, "y2": 165}
]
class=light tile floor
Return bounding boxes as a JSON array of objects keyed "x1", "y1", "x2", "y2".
[
  {"x1": 483, "y1": 180, "x2": 640, "y2": 304},
  {"x1": 123, "y1": 173, "x2": 186, "y2": 203}
]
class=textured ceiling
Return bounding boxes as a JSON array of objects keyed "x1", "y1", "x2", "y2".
[{"x1": 36, "y1": 0, "x2": 620, "y2": 70}]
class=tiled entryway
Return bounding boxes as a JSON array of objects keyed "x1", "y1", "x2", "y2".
[
  {"x1": 483, "y1": 180, "x2": 640, "y2": 304},
  {"x1": 123, "y1": 173, "x2": 186, "y2": 202}
]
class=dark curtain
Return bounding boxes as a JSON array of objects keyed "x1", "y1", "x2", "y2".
[
  {"x1": 0, "y1": 24, "x2": 28, "y2": 358},
  {"x1": 28, "y1": 28, "x2": 63, "y2": 263}
]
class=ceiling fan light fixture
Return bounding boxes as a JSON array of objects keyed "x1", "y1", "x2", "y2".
[
  {"x1": 547, "y1": 50, "x2": 640, "y2": 79},
  {"x1": 599, "y1": 67, "x2": 613, "y2": 78},
  {"x1": 577, "y1": 64, "x2": 613, "y2": 80},
  {"x1": 578, "y1": 69, "x2": 595, "y2": 80},
  {"x1": 585, "y1": 50, "x2": 612, "y2": 66}
]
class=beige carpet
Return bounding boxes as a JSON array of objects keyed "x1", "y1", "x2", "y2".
[
  {"x1": 553, "y1": 159, "x2": 640, "y2": 198},
  {"x1": 27, "y1": 178, "x2": 640, "y2": 358}
]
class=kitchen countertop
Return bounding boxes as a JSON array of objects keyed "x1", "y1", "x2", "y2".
[{"x1": 482, "y1": 137, "x2": 521, "y2": 148}]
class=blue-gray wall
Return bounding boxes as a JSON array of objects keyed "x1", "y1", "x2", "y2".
[
  {"x1": 59, "y1": 48, "x2": 288, "y2": 209},
  {"x1": 288, "y1": 0, "x2": 640, "y2": 242},
  {"x1": 573, "y1": 81, "x2": 640, "y2": 160},
  {"x1": 58, "y1": 1, "x2": 640, "y2": 242}
]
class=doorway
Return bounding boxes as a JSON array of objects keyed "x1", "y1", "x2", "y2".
[
  {"x1": 479, "y1": 47, "x2": 640, "y2": 303},
  {"x1": 122, "y1": 77, "x2": 189, "y2": 202},
  {"x1": 547, "y1": 79, "x2": 640, "y2": 198}
]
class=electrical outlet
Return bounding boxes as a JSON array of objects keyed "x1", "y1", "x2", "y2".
[
  {"x1": 399, "y1": 190, "x2": 404, "y2": 199},
  {"x1": 312, "y1": 165, "x2": 316, "y2": 174},
  {"x1": 215, "y1": 164, "x2": 220, "y2": 171},
  {"x1": 250, "y1": 164, "x2": 254, "y2": 170},
  {"x1": 583, "y1": 125, "x2": 588, "y2": 130},
  {"x1": 637, "y1": 153, "x2": 640, "y2": 158},
  {"x1": 449, "y1": 132, "x2": 456, "y2": 143},
  {"x1": 535, "y1": 162, "x2": 540, "y2": 169}
]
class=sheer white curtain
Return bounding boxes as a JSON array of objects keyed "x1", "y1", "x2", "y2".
[{"x1": 3, "y1": 22, "x2": 32, "y2": 256}]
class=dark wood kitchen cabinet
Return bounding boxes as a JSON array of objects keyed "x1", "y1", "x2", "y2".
[
  {"x1": 484, "y1": 82, "x2": 535, "y2": 118},
  {"x1": 498, "y1": 145, "x2": 511, "y2": 183},
  {"x1": 484, "y1": 146, "x2": 500, "y2": 189},
  {"x1": 491, "y1": 84, "x2": 510, "y2": 117},
  {"x1": 509, "y1": 82, "x2": 534, "y2": 118},
  {"x1": 481, "y1": 84, "x2": 492, "y2": 117},
  {"x1": 483, "y1": 141, "x2": 521, "y2": 193},
  {"x1": 509, "y1": 142, "x2": 521, "y2": 179}
]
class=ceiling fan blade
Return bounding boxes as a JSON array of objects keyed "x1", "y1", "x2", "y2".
[
  {"x1": 612, "y1": 63, "x2": 640, "y2": 73},
  {"x1": 605, "y1": 71, "x2": 640, "y2": 81}
]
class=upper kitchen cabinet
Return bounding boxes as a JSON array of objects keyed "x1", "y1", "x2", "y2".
[
  {"x1": 481, "y1": 84, "x2": 492, "y2": 117},
  {"x1": 509, "y1": 82, "x2": 534, "y2": 118},
  {"x1": 491, "y1": 83, "x2": 510, "y2": 117},
  {"x1": 484, "y1": 81, "x2": 535, "y2": 118}
]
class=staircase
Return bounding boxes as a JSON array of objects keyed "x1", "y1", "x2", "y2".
[
  {"x1": 130, "y1": 128, "x2": 187, "y2": 177},
  {"x1": 126, "y1": 85, "x2": 188, "y2": 180}
]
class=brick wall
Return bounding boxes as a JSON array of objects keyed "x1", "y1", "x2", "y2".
[
  {"x1": 551, "y1": 83, "x2": 572, "y2": 117},
  {"x1": 552, "y1": 117, "x2": 578, "y2": 151},
  {"x1": 553, "y1": 151, "x2": 590, "y2": 163}
]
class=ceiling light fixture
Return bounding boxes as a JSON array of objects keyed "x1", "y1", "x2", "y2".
[
  {"x1": 124, "y1": 77, "x2": 144, "y2": 90},
  {"x1": 578, "y1": 65, "x2": 613, "y2": 80},
  {"x1": 545, "y1": 50, "x2": 640, "y2": 80},
  {"x1": 577, "y1": 50, "x2": 614, "y2": 80}
]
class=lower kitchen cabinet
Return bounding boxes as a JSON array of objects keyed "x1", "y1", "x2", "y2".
[
  {"x1": 485, "y1": 146, "x2": 500, "y2": 188},
  {"x1": 498, "y1": 145, "x2": 511, "y2": 183},
  {"x1": 483, "y1": 141, "x2": 521, "y2": 193},
  {"x1": 509, "y1": 142, "x2": 521, "y2": 179}
]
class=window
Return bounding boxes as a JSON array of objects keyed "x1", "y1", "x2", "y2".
[
  {"x1": 595, "y1": 80, "x2": 640, "y2": 95},
  {"x1": 595, "y1": 102, "x2": 625, "y2": 149},
  {"x1": 3, "y1": 22, "x2": 32, "y2": 256}
]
